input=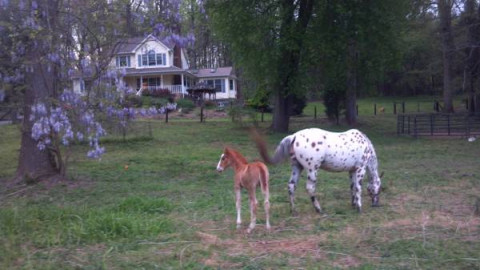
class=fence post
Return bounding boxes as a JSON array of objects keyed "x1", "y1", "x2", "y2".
[
  {"x1": 402, "y1": 102, "x2": 405, "y2": 113},
  {"x1": 165, "y1": 109, "x2": 169, "y2": 123},
  {"x1": 447, "y1": 114, "x2": 450, "y2": 136},
  {"x1": 356, "y1": 104, "x2": 359, "y2": 116},
  {"x1": 261, "y1": 108, "x2": 264, "y2": 122},
  {"x1": 200, "y1": 106, "x2": 204, "y2": 123},
  {"x1": 417, "y1": 102, "x2": 420, "y2": 112},
  {"x1": 314, "y1": 106, "x2": 317, "y2": 120},
  {"x1": 393, "y1": 102, "x2": 397, "y2": 115},
  {"x1": 374, "y1": 103, "x2": 377, "y2": 115},
  {"x1": 430, "y1": 114, "x2": 434, "y2": 135},
  {"x1": 407, "y1": 116, "x2": 410, "y2": 134},
  {"x1": 414, "y1": 116, "x2": 418, "y2": 138},
  {"x1": 397, "y1": 115, "x2": 403, "y2": 135}
]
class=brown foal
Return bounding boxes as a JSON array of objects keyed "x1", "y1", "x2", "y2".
[{"x1": 216, "y1": 147, "x2": 271, "y2": 233}]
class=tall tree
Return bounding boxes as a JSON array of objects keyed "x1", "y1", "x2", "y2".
[
  {"x1": 207, "y1": 0, "x2": 314, "y2": 132},
  {"x1": 312, "y1": 0, "x2": 407, "y2": 125},
  {"x1": 461, "y1": 0, "x2": 480, "y2": 113},
  {"x1": 11, "y1": 0, "x2": 63, "y2": 183},
  {"x1": 438, "y1": 0, "x2": 455, "y2": 113}
]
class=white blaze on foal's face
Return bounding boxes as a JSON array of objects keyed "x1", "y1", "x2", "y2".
[{"x1": 216, "y1": 154, "x2": 225, "y2": 172}]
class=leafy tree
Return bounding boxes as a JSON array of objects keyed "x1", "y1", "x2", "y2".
[
  {"x1": 438, "y1": 0, "x2": 455, "y2": 113},
  {"x1": 0, "y1": 0, "x2": 191, "y2": 184},
  {"x1": 311, "y1": 0, "x2": 408, "y2": 125},
  {"x1": 207, "y1": 0, "x2": 314, "y2": 132}
]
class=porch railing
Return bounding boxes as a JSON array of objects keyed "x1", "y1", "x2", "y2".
[{"x1": 139, "y1": 85, "x2": 185, "y2": 96}]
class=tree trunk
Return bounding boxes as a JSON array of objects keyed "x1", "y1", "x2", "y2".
[
  {"x1": 14, "y1": 0, "x2": 61, "y2": 185},
  {"x1": 345, "y1": 40, "x2": 357, "y2": 125},
  {"x1": 271, "y1": 0, "x2": 314, "y2": 133},
  {"x1": 464, "y1": 0, "x2": 478, "y2": 113},
  {"x1": 438, "y1": 0, "x2": 455, "y2": 113},
  {"x1": 272, "y1": 92, "x2": 291, "y2": 132}
]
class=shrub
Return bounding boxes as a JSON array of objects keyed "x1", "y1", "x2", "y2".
[
  {"x1": 204, "y1": 100, "x2": 217, "y2": 109},
  {"x1": 246, "y1": 89, "x2": 272, "y2": 112},
  {"x1": 176, "y1": 98, "x2": 195, "y2": 113},
  {"x1": 143, "y1": 88, "x2": 172, "y2": 99},
  {"x1": 124, "y1": 94, "x2": 143, "y2": 108},
  {"x1": 323, "y1": 88, "x2": 345, "y2": 124},
  {"x1": 289, "y1": 94, "x2": 307, "y2": 116}
]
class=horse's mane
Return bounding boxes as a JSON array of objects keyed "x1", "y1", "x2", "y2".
[{"x1": 225, "y1": 147, "x2": 248, "y2": 165}]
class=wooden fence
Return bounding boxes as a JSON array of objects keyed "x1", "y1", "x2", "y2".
[{"x1": 397, "y1": 113, "x2": 480, "y2": 137}]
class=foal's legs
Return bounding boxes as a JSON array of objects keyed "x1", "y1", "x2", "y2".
[
  {"x1": 247, "y1": 188, "x2": 258, "y2": 233},
  {"x1": 260, "y1": 178, "x2": 271, "y2": 231},
  {"x1": 288, "y1": 162, "x2": 303, "y2": 214},
  {"x1": 235, "y1": 188, "x2": 242, "y2": 229},
  {"x1": 306, "y1": 169, "x2": 322, "y2": 213}
]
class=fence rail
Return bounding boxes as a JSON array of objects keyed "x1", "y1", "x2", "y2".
[{"x1": 397, "y1": 113, "x2": 480, "y2": 137}]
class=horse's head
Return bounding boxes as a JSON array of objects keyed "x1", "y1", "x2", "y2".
[
  {"x1": 368, "y1": 171, "x2": 384, "y2": 207},
  {"x1": 216, "y1": 149, "x2": 232, "y2": 172}
]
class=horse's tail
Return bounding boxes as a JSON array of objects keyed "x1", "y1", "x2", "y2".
[{"x1": 250, "y1": 128, "x2": 294, "y2": 165}]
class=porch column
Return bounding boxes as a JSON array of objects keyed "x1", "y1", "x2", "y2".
[
  {"x1": 161, "y1": 74, "x2": 164, "y2": 87},
  {"x1": 181, "y1": 73, "x2": 185, "y2": 98}
]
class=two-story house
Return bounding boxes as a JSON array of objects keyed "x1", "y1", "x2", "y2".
[{"x1": 72, "y1": 34, "x2": 237, "y2": 100}]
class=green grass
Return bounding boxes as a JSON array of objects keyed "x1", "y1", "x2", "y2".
[{"x1": 1, "y1": 97, "x2": 480, "y2": 269}]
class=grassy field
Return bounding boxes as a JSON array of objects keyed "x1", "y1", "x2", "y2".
[{"x1": 1, "y1": 97, "x2": 479, "y2": 269}]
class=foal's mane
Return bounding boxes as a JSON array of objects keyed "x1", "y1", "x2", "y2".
[{"x1": 225, "y1": 147, "x2": 248, "y2": 165}]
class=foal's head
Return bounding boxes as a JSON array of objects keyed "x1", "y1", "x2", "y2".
[{"x1": 216, "y1": 148, "x2": 232, "y2": 172}]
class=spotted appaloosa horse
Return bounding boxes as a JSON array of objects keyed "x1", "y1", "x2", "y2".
[
  {"x1": 252, "y1": 128, "x2": 382, "y2": 214},
  {"x1": 216, "y1": 147, "x2": 271, "y2": 233}
]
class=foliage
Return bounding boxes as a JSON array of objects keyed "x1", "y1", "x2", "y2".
[
  {"x1": 176, "y1": 98, "x2": 195, "y2": 113},
  {"x1": 142, "y1": 88, "x2": 172, "y2": 99},
  {"x1": 246, "y1": 88, "x2": 272, "y2": 112},
  {"x1": 323, "y1": 87, "x2": 345, "y2": 124},
  {"x1": 124, "y1": 94, "x2": 143, "y2": 108},
  {"x1": 289, "y1": 94, "x2": 307, "y2": 116},
  {"x1": 207, "y1": 0, "x2": 315, "y2": 131}
]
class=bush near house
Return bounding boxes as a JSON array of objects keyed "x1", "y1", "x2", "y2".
[
  {"x1": 142, "y1": 88, "x2": 172, "y2": 99},
  {"x1": 176, "y1": 98, "x2": 195, "y2": 113}
]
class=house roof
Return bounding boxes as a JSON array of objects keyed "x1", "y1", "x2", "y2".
[
  {"x1": 113, "y1": 34, "x2": 174, "y2": 55},
  {"x1": 190, "y1": 67, "x2": 236, "y2": 79}
]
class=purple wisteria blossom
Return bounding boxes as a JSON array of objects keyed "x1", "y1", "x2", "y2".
[{"x1": 30, "y1": 90, "x2": 107, "y2": 159}]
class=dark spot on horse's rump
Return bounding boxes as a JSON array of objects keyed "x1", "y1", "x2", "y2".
[
  {"x1": 328, "y1": 145, "x2": 331, "y2": 148},
  {"x1": 312, "y1": 142, "x2": 316, "y2": 147},
  {"x1": 307, "y1": 175, "x2": 311, "y2": 180},
  {"x1": 309, "y1": 169, "x2": 312, "y2": 172},
  {"x1": 307, "y1": 138, "x2": 309, "y2": 142},
  {"x1": 323, "y1": 136, "x2": 326, "y2": 139},
  {"x1": 316, "y1": 148, "x2": 319, "y2": 151},
  {"x1": 296, "y1": 142, "x2": 299, "y2": 147},
  {"x1": 308, "y1": 162, "x2": 311, "y2": 166},
  {"x1": 300, "y1": 154, "x2": 303, "y2": 159}
]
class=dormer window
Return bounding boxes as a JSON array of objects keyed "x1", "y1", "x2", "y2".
[
  {"x1": 138, "y1": 50, "x2": 166, "y2": 67},
  {"x1": 116, "y1": 55, "x2": 130, "y2": 67}
]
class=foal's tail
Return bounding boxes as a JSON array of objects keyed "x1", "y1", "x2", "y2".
[{"x1": 250, "y1": 128, "x2": 294, "y2": 165}]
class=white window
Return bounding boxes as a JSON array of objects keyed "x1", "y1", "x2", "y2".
[
  {"x1": 205, "y1": 79, "x2": 225, "y2": 93},
  {"x1": 138, "y1": 50, "x2": 167, "y2": 67},
  {"x1": 116, "y1": 55, "x2": 130, "y2": 67}
]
